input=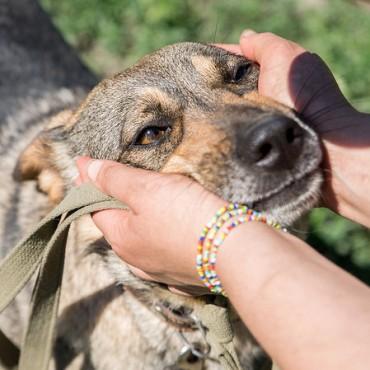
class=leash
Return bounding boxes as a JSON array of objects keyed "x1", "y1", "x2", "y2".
[
  {"x1": 197, "y1": 300, "x2": 242, "y2": 370},
  {"x1": 0, "y1": 183, "x2": 242, "y2": 370}
]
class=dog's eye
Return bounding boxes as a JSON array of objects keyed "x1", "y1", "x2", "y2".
[
  {"x1": 134, "y1": 126, "x2": 171, "y2": 146},
  {"x1": 231, "y1": 63, "x2": 251, "y2": 83}
]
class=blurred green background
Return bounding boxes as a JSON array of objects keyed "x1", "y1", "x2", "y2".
[{"x1": 41, "y1": 0, "x2": 370, "y2": 284}]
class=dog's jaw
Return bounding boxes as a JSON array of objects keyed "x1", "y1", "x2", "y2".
[{"x1": 253, "y1": 169, "x2": 323, "y2": 225}]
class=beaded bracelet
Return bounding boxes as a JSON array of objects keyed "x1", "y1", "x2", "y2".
[{"x1": 196, "y1": 203, "x2": 286, "y2": 295}]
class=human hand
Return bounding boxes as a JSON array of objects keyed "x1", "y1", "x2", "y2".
[
  {"x1": 218, "y1": 31, "x2": 354, "y2": 131},
  {"x1": 218, "y1": 31, "x2": 370, "y2": 227},
  {"x1": 76, "y1": 157, "x2": 225, "y2": 295}
]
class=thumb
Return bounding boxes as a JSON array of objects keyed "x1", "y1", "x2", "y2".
[
  {"x1": 76, "y1": 156, "x2": 160, "y2": 212},
  {"x1": 239, "y1": 29, "x2": 264, "y2": 62},
  {"x1": 239, "y1": 30, "x2": 305, "y2": 64}
]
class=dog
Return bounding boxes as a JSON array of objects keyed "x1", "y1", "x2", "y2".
[{"x1": 0, "y1": 2, "x2": 323, "y2": 369}]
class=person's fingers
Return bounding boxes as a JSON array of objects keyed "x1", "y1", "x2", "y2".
[
  {"x1": 239, "y1": 31, "x2": 304, "y2": 63},
  {"x1": 167, "y1": 286, "x2": 193, "y2": 296},
  {"x1": 91, "y1": 208, "x2": 131, "y2": 250},
  {"x1": 127, "y1": 265, "x2": 158, "y2": 281},
  {"x1": 214, "y1": 43, "x2": 243, "y2": 55},
  {"x1": 127, "y1": 266, "x2": 201, "y2": 295},
  {"x1": 76, "y1": 157, "x2": 162, "y2": 211},
  {"x1": 76, "y1": 156, "x2": 91, "y2": 183},
  {"x1": 240, "y1": 31, "x2": 272, "y2": 62},
  {"x1": 168, "y1": 285, "x2": 209, "y2": 296}
]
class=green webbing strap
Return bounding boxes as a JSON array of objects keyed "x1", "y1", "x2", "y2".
[
  {"x1": 0, "y1": 184, "x2": 127, "y2": 370},
  {"x1": 198, "y1": 301, "x2": 242, "y2": 370},
  {"x1": 0, "y1": 183, "x2": 242, "y2": 370}
]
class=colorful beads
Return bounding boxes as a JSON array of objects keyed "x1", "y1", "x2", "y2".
[{"x1": 196, "y1": 203, "x2": 286, "y2": 296}]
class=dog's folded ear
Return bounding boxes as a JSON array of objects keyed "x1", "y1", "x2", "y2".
[{"x1": 14, "y1": 110, "x2": 74, "y2": 203}]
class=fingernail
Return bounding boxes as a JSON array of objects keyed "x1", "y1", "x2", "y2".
[
  {"x1": 241, "y1": 29, "x2": 256, "y2": 38},
  {"x1": 87, "y1": 160, "x2": 103, "y2": 181}
]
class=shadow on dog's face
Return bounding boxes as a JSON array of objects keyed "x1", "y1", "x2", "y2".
[{"x1": 18, "y1": 42, "x2": 322, "y2": 226}]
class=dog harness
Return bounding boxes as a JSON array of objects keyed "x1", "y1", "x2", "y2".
[{"x1": 0, "y1": 183, "x2": 242, "y2": 370}]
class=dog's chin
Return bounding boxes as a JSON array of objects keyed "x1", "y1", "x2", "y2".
[{"x1": 251, "y1": 170, "x2": 323, "y2": 226}]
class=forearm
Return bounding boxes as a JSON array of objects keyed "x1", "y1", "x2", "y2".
[
  {"x1": 321, "y1": 110, "x2": 370, "y2": 227},
  {"x1": 217, "y1": 223, "x2": 370, "y2": 370}
]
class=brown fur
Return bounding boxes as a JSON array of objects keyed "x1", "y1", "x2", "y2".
[
  {"x1": 162, "y1": 119, "x2": 230, "y2": 191},
  {"x1": 2, "y1": 40, "x2": 323, "y2": 370}
]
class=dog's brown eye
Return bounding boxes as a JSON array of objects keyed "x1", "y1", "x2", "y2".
[
  {"x1": 135, "y1": 126, "x2": 171, "y2": 146},
  {"x1": 231, "y1": 63, "x2": 251, "y2": 83}
]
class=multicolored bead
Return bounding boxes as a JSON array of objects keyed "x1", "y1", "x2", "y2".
[{"x1": 196, "y1": 203, "x2": 286, "y2": 296}]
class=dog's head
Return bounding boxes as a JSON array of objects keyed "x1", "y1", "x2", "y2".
[
  {"x1": 17, "y1": 42, "x2": 322, "y2": 226},
  {"x1": 14, "y1": 42, "x2": 323, "y2": 369}
]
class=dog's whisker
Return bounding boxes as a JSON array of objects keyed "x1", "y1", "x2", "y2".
[
  {"x1": 287, "y1": 226, "x2": 314, "y2": 236},
  {"x1": 212, "y1": 15, "x2": 220, "y2": 43}
]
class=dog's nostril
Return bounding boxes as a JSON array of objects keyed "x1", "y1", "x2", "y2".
[
  {"x1": 286, "y1": 126, "x2": 303, "y2": 145},
  {"x1": 236, "y1": 115, "x2": 305, "y2": 171},
  {"x1": 286, "y1": 127, "x2": 295, "y2": 144},
  {"x1": 257, "y1": 142, "x2": 273, "y2": 161}
]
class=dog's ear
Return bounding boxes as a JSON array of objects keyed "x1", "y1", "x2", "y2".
[{"x1": 14, "y1": 110, "x2": 73, "y2": 203}]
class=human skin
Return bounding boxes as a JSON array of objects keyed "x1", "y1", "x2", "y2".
[
  {"x1": 76, "y1": 32, "x2": 370, "y2": 369},
  {"x1": 218, "y1": 31, "x2": 370, "y2": 228}
]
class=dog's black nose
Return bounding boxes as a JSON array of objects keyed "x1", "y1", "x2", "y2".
[{"x1": 236, "y1": 116, "x2": 304, "y2": 171}]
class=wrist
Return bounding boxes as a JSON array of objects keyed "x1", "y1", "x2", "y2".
[
  {"x1": 195, "y1": 204, "x2": 287, "y2": 295},
  {"x1": 216, "y1": 221, "x2": 293, "y2": 297}
]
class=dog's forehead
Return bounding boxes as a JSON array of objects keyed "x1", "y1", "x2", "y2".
[
  {"x1": 114, "y1": 42, "x2": 246, "y2": 92},
  {"x1": 87, "y1": 42, "x2": 256, "y2": 118},
  {"x1": 149, "y1": 42, "x2": 240, "y2": 64}
]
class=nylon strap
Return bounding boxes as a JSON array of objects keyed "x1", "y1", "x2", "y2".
[
  {"x1": 0, "y1": 183, "x2": 242, "y2": 370},
  {"x1": 197, "y1": 300, "x2": 242, "y2": 370}
]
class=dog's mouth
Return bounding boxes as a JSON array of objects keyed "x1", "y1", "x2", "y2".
[{"x1": 245, "y1": 169, "x2": 323, "y2": 226}]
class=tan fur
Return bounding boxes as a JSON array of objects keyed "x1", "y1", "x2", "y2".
[
  {"x1": 139, "y1": 87, "x2": 181, "y2": 117},
  {"x1": 16, "y1": 110, "x2": 73, "y2": 203},
  {"x1": 16, "y1": 136, "x2": 53, "y2": 181},
  {"x1": 191, "y1": 55, "x2": 223, "y2": 86},
  {"x1": 38, "y1": 169, "x2": 65, "y2": 203},
  {"x1": 47, "y1": 110, "x2": 74, "y2": 129},
  {"x1": 243, "y1": 91, "x2": 293, "y2": 116},
  {"x1": 163, "y1": 118, "x2": 230, "y2": 192}
]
